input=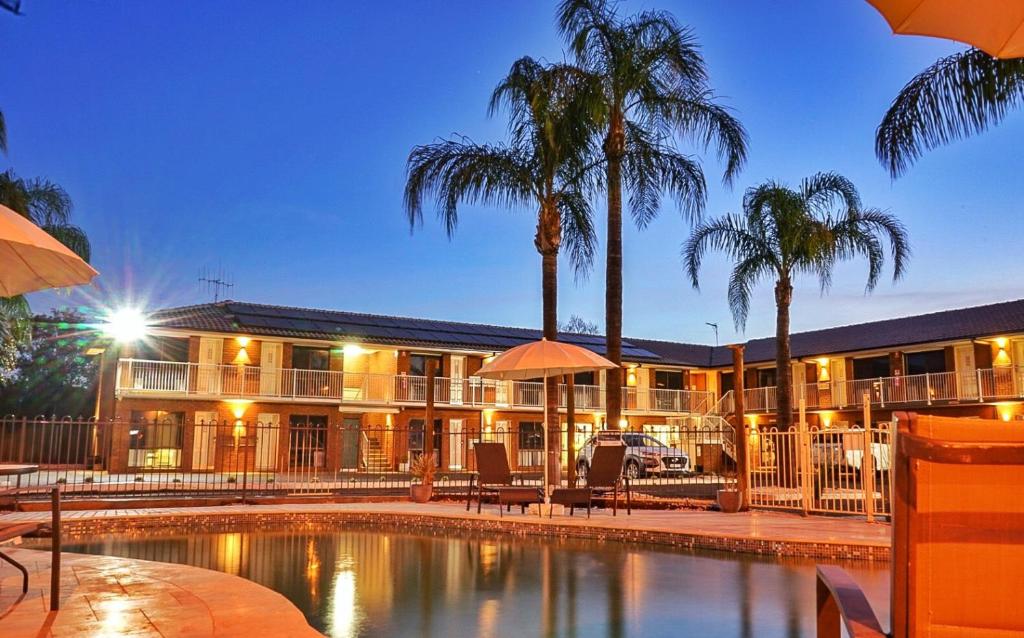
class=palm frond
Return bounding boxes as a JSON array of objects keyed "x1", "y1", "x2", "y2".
[
  {"x1": 727, "y1": 255, "x2": 772, "y2": 330},
  {"x1": 0, "y1": 109, "x2": 6, "y2": 154},
  {"x1": 623, "y1": 122, "x2": 706, "y2": 226},
  {"x1": 877, "y1": 49, "x2": 1024, "y2": 178},
  {"x1": 41, "y1": 224, "x2": 91, "y2": 262},
  {"x1": 558, "y1": 189, "x2": 598, "y2": 281},
  {"x1": 404, "y1": 139, "x2": 534, "y2": 238},
  {"x1": 682, "y1": 213, "x2": 773, "y2": 289}
]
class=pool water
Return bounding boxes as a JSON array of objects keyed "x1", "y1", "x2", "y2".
[{"x1": 60, "y1": 525, "x2": 890, "y2": 637}]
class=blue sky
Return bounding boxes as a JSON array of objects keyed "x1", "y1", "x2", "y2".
[{"x1": 2, "y1": 1, "x2": 1020, "y2": 345}]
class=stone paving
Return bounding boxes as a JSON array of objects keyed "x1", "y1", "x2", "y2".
[{"x1": 0, "y1": 547, "x2": 320, "y2": 637}]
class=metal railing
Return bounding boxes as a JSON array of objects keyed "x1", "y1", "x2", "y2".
[
  {"x1": 742, "y1": 367, "x2": 1024, "y2": 413},
  {"x1": 0, "y1": 416, "x2": 736, "y2": 502},
  {"x1": 745, "y1": 396, "x2": 893, "y2": 520},
  {"x1": 115, "y1": 359, "x2": 714, "y2": 415}
]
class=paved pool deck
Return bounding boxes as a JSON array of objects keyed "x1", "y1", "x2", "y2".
[
  {"x1": 2, "y1": 501, "x2": 892, "y2": 561},
  {"x1": 0, "y1": 548, "x2": 321, "y2": 637}
]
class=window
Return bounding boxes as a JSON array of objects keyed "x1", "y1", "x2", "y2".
[
  {"x1": 852, "y1": 355, "x2": 890, "y2": 380},
  {"x1": 654, "y1": 370, "x2": 683, "y2": 390},
  {"x1": 573, "y1": 371, "x2": 596, "y2": 385},
  {"x1": 136, "y1": 337, "x2": 189, "y2": 362},
  {"x1": 128, "y1": 410, "x2": 184, "y2": 469},
  {"x1": 410, "y1": 354, "x2": 443, "y2": 377},
  {"x1": 289, "y1": 414, "x2": 328, "y2": 469},
  {"x1": 756, "y1": 368, "x2": 777, "y2": 388},
  {"x1": 408, "y1": 418, "x2": 441, "y2": 465},
  {"x1": 292, "y1": 346, "x2": 330, "y2": 371},
  {"x1": 720, "y1": 372, "x2": 734, "y2": 394},
  {"x1": 518, "y1": 421, "x2": 543, "y2": 467},
  {"x1": 904, "y1": 350, "x2": 947, "y2": 375}
]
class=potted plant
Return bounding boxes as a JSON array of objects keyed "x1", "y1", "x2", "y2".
[
  {"x1": 409, "y1": 454, "x2": 435, "y2": 503},
  {"x1": 717, "y1": 465, "x2": 743, "y2": 513}
]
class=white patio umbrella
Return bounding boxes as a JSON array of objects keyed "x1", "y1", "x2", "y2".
[{"x1": 476, "y1": 338, "x2": 617, "y2": 500}]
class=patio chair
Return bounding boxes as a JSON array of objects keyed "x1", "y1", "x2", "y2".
[
  {"x1": 0, "y1": 487, "x2": 62, "y2": 609},
  {"x1": 816, "y1": 412, "x2": 1024, "y2": 637},
  {"x1": 466, "y1": 442, "x2": 538, "y2": 514},
  {"x1": 584, "y1": 443, "x2": 631, "y2": 516}
]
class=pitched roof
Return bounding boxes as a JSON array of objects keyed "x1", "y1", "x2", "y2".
[
  {"x1": 149, "y1": 301, "x2": 668, "y2": 362},
  {"x1": 148, "y1": 298, "x2": 1024, "y2": 368},
  {"x1": 737, "y1": 298, "x2": 1024, "y2": 365}
]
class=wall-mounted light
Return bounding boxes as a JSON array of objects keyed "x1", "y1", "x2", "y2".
[
  {"x1": 817, "y1": 357, "x2": 830, "y2": 382},
  {"x1": 225, "y1": 400, "x2": 252, "y2": 419},
  {"x1": 343, "y1": 344, "x2": 366, "y2": 357},
  {"x1": 626, "y1": 365, "x2": 638, "y2": 387},
  {"x1": 236, "y1": 337, "x2": 250, "y2": 347},
  {"x1": 483, "y1": 409, "x2": 494, "y2": 426},
  {"x1": 618, "y1": 417, "x2": 628, "y2": 430},
  {"x1": 820, "y1": 411, "x2": 834, "y2": 429},
  {"x1": 233, "y1": 348, "x2": 251, "y2": 365},
  {"x1": 997, "y1": 403, "x2": 1017, "y2": 422},
  {"x1": 994, "y1": 338, "x2": 1012, "y2": 366}
]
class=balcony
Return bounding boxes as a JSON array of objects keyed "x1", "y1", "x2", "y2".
[
  {"x1": 115, "y1": 359, "x2": 715, "y2": 415},
  {"x1": 740, "y1": 367, "x2": 1024, "y2": 413}
]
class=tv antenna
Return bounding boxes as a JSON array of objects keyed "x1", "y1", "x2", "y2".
[
  {"x1": 198, "y1": 266, "x2": 234, "y2": 302},
  {"x1": 705, "y1": 322, "x2": 719, "y2": 347}
]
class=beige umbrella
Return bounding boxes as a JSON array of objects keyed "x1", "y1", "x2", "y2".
[
  {"x1": 867, "y1": 0, "x2": 1024, "y2": 59},
  {"x1": 0, "y1": 203, "x2": 98, "y2": 296},
  {"x1": 476, "y1": 338, "x2": 618, "y2": 498}
]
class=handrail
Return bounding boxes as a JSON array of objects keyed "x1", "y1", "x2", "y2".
[{"x1": 815, "y1": 565, "x2": 887, "y2": 638}]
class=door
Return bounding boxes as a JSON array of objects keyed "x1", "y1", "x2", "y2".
[
  {"x1": 830, "y1": 358, "x2": 848, "y2": 407},
  {"x1": 192, "y1": 410, "x2": 218, "y2": 471},
  {"x1": 259, "y1": 342, "x2": 283, "y2": 397},
  {"x1": 449, "y1": 418, "x2": 464, "y2": 469},
  {"x1": 792, "y1": 361, "x2": 807, "y2": 407},
  {"x1": 955, "y1": 344, "x2": 978, "y2": 399},
  {"x1": 197, "y1": 337, "x2": 223, "y2": 395},
  {"x1": 340, "y1": 417, "x2": 360, "y2": 471},
  {"x1": 255, "y1": 413, "x2": 280, "y2": 471},
  {"x1": 450, "y1": 356, "x2": 465, "y2": 405}
]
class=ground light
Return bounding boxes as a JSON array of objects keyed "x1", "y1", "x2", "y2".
[{"x1": 101, "y1": 307, "x2": 149, "y2": 342}]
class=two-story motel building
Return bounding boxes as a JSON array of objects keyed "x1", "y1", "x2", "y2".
[{"x1": 96, "y1": 298, "x2": 1024, "y2": 474}]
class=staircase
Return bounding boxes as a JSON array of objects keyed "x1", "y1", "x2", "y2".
[{"x1": 361, "y1": 435, "x2": 390, "y2": 472}]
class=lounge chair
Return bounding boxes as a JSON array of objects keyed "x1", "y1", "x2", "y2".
[
  {"x1": 466, "y1": 442, "x2": 540, "y2": 515},
  {"x1": 583, "y1": 443, "x2": 631, "y2": 516},
  {"x1": 816, "y1": 412, "x2": 1024, "y2": 637}
]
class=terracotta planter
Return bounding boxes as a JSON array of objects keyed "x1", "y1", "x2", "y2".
[
  {"x1": 410, "y1": 484, "x2": 433, "y2": 503},
  {"x1": 717, "y1": 489, "x2": 742, "y2": 513}
]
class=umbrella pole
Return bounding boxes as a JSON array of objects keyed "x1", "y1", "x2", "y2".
[{"x1": 543, "y1": 374, "x2": 550, "y2": 504}]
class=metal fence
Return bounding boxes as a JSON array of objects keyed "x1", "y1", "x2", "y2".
[
  {"x1": 746, "y1": 410, "x2": 893, "y2": 520},
  {"x1": 0, "y1": 416, "x2": 736, "y2": 502}
]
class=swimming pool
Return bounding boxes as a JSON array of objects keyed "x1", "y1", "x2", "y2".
[{"x1": 60, "y1": 525, "x2": 889, "y2": 637}]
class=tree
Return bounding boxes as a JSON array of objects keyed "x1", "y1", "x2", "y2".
[
  {"x1": 0, "y1": 309, "x2": 99, "y2": 416},
  {"x1": 559, "y1": 314, "x2": 599, "y2": 334},
  {"x1": 557, "y1": 0, "x2": 748, "y2": 428},
  {"x1": 404, "y1": 57, "x2": 598, "y2": 486},
  {"x1": 877, "y1": 49, "x2": 1024, "y2": 178},
  {"x1": 0, "y1": 170, "x2": 92, "y2": 367},
  {"x1": 683, "y1": 172, "x2": 910, "y2": 430}
]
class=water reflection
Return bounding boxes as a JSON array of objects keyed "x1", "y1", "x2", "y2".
[{"x1": 61, "y1": 526, "x2": 889, "y2": 638}]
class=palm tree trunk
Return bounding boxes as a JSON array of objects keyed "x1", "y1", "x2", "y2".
[
  {"x1": 538, "y1": 200, "x2": 562, "y2": 490},
  {"x1": 604, "y1": 114, "x2": 626, "y2": 431},
  {"x1": 774, "y1": 278, "x2": 793, "y2": 430},
  {"x1": 542, "y1": 248, "x2": 561, "y2": 489},
  {"x1": 774, "y1": 277, "x2": 797, "y2": 489}
]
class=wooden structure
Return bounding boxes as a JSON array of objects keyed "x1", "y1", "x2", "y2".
[
  {"x1": 584, "y1": 443, "x2": 631, "y2": 516},
  {"x1": 816, "y1": 411, "x2": 1024, "y2": 636}
]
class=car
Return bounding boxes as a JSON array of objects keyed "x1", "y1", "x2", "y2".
[{"x1": 575, "y1": 431, "x2": 690, "y2": 479}]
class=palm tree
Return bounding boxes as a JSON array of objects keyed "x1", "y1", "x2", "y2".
[
  {"x1": 877, "y1": 49, "x2": 1024, "y2": 178},
  {"x1": 0, "y1": 170, "x2": 92, "y2": 369},
  {"x1": 404, "y1": 57, "x2": 598, "y2": 486},
  {"x1": 683, "y1": 173, "x2": 910, "y2": 430},
  {"x1": 557, "y1": 0, "x2": 748, "y2": 427}
]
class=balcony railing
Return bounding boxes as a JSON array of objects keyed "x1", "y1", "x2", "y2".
[
  {"x1": 741, "y1": 367, "x2": 1024, "y2": 413},
  {"x1": 115, "y1": 359, "x2": 714, "y2": 415}
]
